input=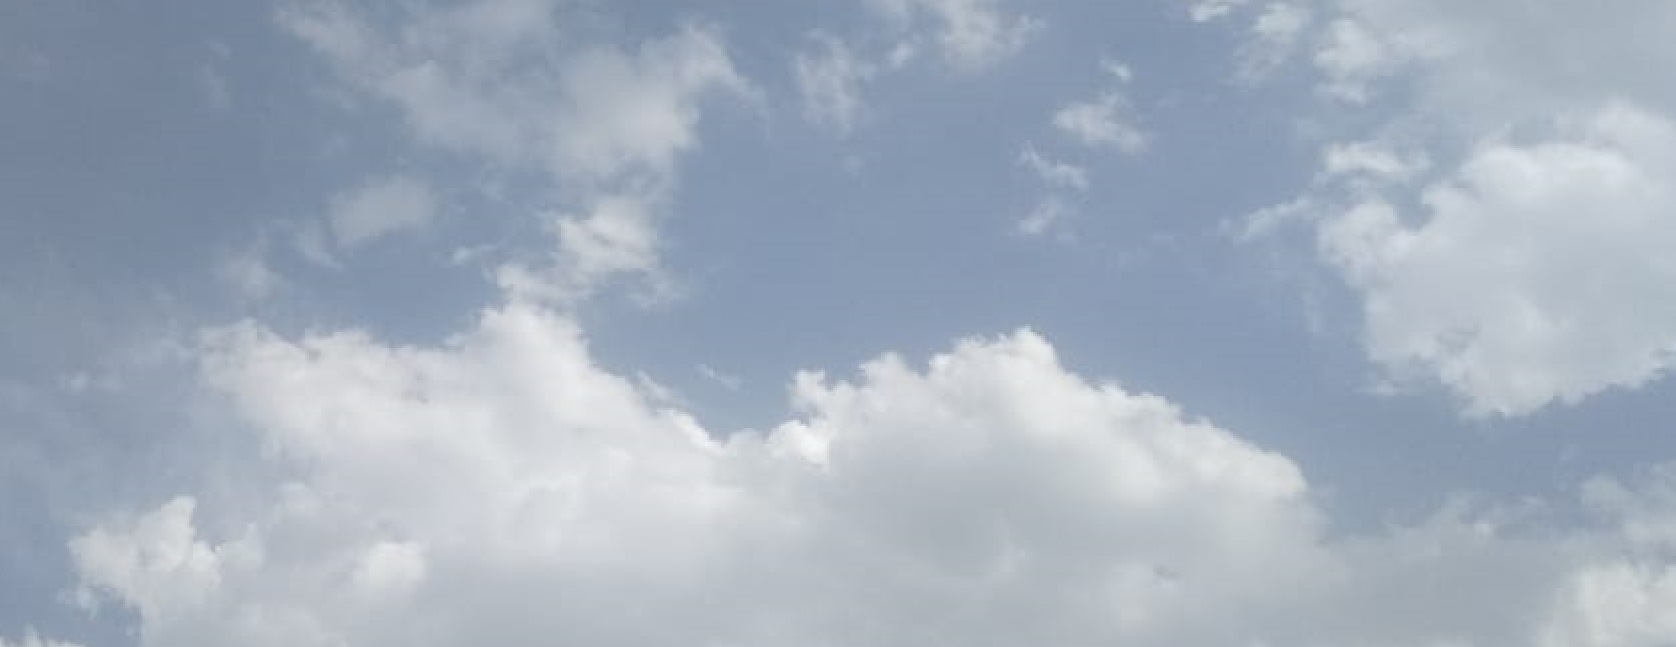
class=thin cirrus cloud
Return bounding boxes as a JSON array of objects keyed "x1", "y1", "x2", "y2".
[
  {"x1": 866, "y1": 0, "x2": 1039, "y2": 72},
  {"x1": 794, "y1": 33, "x2": 877, "y2": 135},
  {"x1": 326, "y1": 175, "x2": 437, "y2": 250}
]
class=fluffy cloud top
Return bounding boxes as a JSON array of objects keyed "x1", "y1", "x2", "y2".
[
  {"x1": 46, "y1": 291, "x2": 1676, "y2": 646},
  {"x1": 1231, "y1": 0, "x2": 1676, "y2": 414},
  {"x1": 1320, "y1": 104, "x2": 1676, "y2": 415},
  {"x1": 20, "y1": 3, "x2": 1676, "y2": 647},
  {"x1": 61, "y1": 304, "x2": 1321, "y2": 646}
]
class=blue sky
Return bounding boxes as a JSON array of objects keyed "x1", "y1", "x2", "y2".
[{"x1": 7, "y1": 1, "x2": 1676, "y2": 645}]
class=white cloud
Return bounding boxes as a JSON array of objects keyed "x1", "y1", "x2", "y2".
[
  {"x1": 217, "y1": 242, "x2": 286, "y2": 302},
  {"x1": 867, "y1": 0, "x2": 1039, "y2": 72},
  {"x1": 1187, "y1": 0, "x2": 1249, "y2": 22},
  {"x1": 1237, "y1": 2, "x2": 1312, "y2": 80},
  {"x1": 68, "y1": 301, "x2": 1324, "y2": 645},
  {"x1": 794, "y1": 33, "x2": 876, "y2": 135},
  {"x1": 1225, "y1": 0, "x2": 1676, "y2": 414},
  {"x1": 279, "y1": 0, "x2": 748, "y2": 298},
  {"x1": 1321, "y1": 141, "x2": 1425, "y2": 183},
  {"x1": 1018, "y1": 196, "x2": 1071, "y2": 237},
  {"x1": 52, "y1": 285, "x2": 1676, "y2": 646},
  {"x1": 327, "y1": 175, "x2": 437, "y2": 250},
  {"x1": 0, "y1": 635, "x2": 83, "y2": 647},
  {"x1": 1016, "y1": 145, "x2": 1087, "y2": 237},
  {"x1": 1311, "y1": 17, "x2": 1399, "y2": 103},
  {"x1": 698, "y1": 364, "x2": 742, "y2": 391},
  {"x1": 1318, "y1": 104, "x2": 1676, "y2": 416},
  {"x1": 497, "y1": 195, "x2": 673, "y2": 305},
  {"x1": 1054, "y1": 94, "x2": 1148, "y2": 152},
  {"x1": 1018, "y1": 144, "x2": 1088, "y2": 191},
  {"x1": 1052, "y1": 64, "x2": 1149, "y2": 155}
]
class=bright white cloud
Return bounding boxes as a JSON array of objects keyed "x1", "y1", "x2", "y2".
[
  {"x1": 327, "y1": 175, "x2": 437, "y2": 249},
  {"x1": 794, "y1": 33, "x2": 876, "y2": 135},
  {"x1": 23, "y1": 2, "x2": 1676, "y2": 646},
  {"x1": 63, "y1": 298, "x2": 1329, "y2": 645},
  {"x1": 1319, "y1": 104, "x2": 1676, "y2": 416},
  {"x1": 46, "y1": 283, "x2": 1676, "y2": 646},
  {"x1": 1227, "y1": 0, "x2": 1676, "y2": 414},
  {"x1": 867, "y1": 0, "x2": 1038, "y2": 72}
]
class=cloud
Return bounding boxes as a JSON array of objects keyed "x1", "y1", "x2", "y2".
[
  {"x1": 0, "y1": 635, "x2": 83, "y2": 647},
  {"x1": 496, "y1": 194, "x2": 674, "y2": 304},
  {"x1": 1018, "y1": 144, "x2": 1088, "y2": 191},
  {"x1": 1237, "y1": 2, "x2": 1312, "y2": 80},
  {"x1": 66, "y1": 306, "x2": 1322, "y2": 646},
  {"x1": 40, "y1": 283, "x2": 1676, "y2": 646},
  {"x1": 867, "y1": 0, "x2": 1039, "y2": 72},
  {"x1": 1015, "y1": 145, "x2": 1086, "y2": 237},
  {"x1": 697, "y1": 364, "x2": 742, "y2": 391},
  {"x1": 794, "y1": 33, "x2": 877, "y2": 135},
  {"x1": 1186, "y1": 0, "x2": 1249, "y2": 22},
  {"x1": 1318, "y1": 104, "x2": 1676, "y2": 416},
  {"x1": 278, "y1": 0, "x2": 748, "y2": 298},
  {"x1": 791, "y1": 0, "x2": 1034, "y2": 138},
  {"x1": 1226, "y1": 0, "x2": 1676, "y2": 414},
  {"x1": 326, "y1": 175, "x2": 438, "y2": 250},
  {"x1": 1052, "y1": 64, "x2": 1148, "y2": 153},
  {"x1": 1017, "y1": 196, "x2": 1071, "y2": 237}
]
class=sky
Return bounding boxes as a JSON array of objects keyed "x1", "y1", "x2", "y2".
[{"x1": 5, "y1": 0, "x2": 1676, "y2": 645}]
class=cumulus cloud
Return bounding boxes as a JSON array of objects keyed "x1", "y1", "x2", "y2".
[
  {"x1": 58, "y1": 296, "x2": 1326, "y2": 645},
  {"x1": 47, "y1": 292, "x2": 1676, "y2": 646},
  {"x1": 1319, "y1": 104, "x2": 1676, "y2": 415},
  {"x1": 1227, "y1": 0, "x2": 1676, "y2": 414}
]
